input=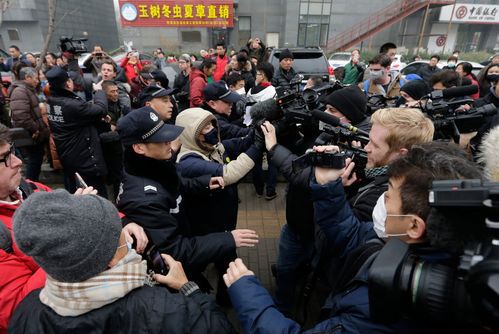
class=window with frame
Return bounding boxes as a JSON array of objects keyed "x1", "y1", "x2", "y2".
[
  {"x1": 298, "y1": 0, "x2": 331, "y2": 47},
  {"x1": 8, "y1": 29, "x2": 20, "y2": 41}
]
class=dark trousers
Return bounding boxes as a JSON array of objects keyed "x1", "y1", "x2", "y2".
[{"x1": 21, "y1": 143, "x2": 45, "y2": 182}]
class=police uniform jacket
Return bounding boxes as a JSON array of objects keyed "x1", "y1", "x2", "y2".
[
  {"x1": 47, "y1": 89, "x2": 108, "y2": 176},
  {"x1": 117, "y1": 151, "x2": 236, "y2": 275}
]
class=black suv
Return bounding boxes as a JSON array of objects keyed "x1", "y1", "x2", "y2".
[{"x1": 268, "y1": 47, "x2": 334, "y2": 86}]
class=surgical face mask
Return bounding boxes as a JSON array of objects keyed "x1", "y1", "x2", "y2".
[
  {"x1": 235, "y1": 87, "x2": 246, "y2": 96},
  {"x1": 486, "y1": 74, "x2": 499, "y2": 84},
  {"x1": 203, "y1": 127, "x2": 219, "y2": 145},
  {"x1": 372, "y1": 192, "x2": 410, "y2": 238},
  {"x1": 447, "y1": 62, "x2": 456, "y2": 68},
  {"x1": 372, "y1": 192, "x2": 388, "y2": 238},
  {"x1": 370, "y1": 69, "x2": 384, "y2": 81}
]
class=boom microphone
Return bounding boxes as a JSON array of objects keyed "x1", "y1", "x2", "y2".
[
  {"x1": 311, "y1": 109, "x2": 370, "y2": 137},
  {"x1": 430, "y1": 85, "x2": 479, "y2": 100},
  {"x1": 249, "y1": 99, "x2": 282, "y2": 123}
]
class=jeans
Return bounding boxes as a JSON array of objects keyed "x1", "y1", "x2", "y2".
[
  {"x1": 21, "y1": 143, "x2": 45, "y2": 182},
  {"x1": 252, "y1": 154, "x2": 278, "y2": 195},
  {"x1": 274, "y1": 224, "x2": 315, "y2": 315}
]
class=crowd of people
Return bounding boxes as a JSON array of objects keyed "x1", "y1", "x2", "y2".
[{"x1": 0, "y1": 36, "x2": 498, "y2": 334}]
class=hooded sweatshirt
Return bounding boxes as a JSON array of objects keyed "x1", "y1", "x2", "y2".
[{"x1": 175, "y1": 107, "x2": 260, "y2": 234}]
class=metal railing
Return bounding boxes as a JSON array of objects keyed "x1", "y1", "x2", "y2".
[{"x1": 327, "y1": 0, "x2": 455, "y2": 52}]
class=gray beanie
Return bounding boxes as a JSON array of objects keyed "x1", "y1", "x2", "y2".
[{"x1": 13, "y1": 189, "x2": 122, "y2": 283}]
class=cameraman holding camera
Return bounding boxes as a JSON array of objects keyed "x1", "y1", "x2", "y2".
[{"x1": 223, "y1": 141, "x2": 484, "y2": 333}]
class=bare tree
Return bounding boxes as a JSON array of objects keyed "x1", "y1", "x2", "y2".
[
  {"x1": 36, "y1": 0, "x2": 57, "y2": 72},
  {"x1": 0, "y1": 0, "x2": 12, "y2": 30}
]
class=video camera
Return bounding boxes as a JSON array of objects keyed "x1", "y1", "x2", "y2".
[
  {"x1": 421, "y1": 86, "x2": 498, "y2": 144},
  {"x1": 59, "y1": 36, "x2": 88, "y2": 55},
  {"x1": 366, "y1": 94, "x2": 398, "y2": 115},
  {"x1": 369, "y1": 179, "x2": 499, "y2": 332}
]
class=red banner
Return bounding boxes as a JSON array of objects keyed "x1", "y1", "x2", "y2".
[{"x1": 118, "y1": 0, "x2": 234, "y2": 27}]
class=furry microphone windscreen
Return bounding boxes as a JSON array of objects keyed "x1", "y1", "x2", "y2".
[{"x1": 477, "y1": 125, "x2": 499, "y2": 181}]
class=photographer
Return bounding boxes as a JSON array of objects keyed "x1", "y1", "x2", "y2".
[
  {"x1": 83, "y1": 45, "x2": 113, "y2": 78},
  {"x1": 223, "y1": 141, "x2": 483, "y2": 334},
  {"x1": 120, "y1": 51, "x2": 143, "y2": 83}
]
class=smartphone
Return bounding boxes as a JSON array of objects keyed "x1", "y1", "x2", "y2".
[
  {"x1": 146, "y1": 245, "x2": 169, "y2": 275},
  {"x1": 75, "y1": 172, "x2": 88, "y2": 188}
]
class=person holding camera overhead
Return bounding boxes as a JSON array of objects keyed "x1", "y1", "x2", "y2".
[
  {"x1": 120, "y1": 50, "x2": 143, "y2": 83},
  {"x1": 223, "y1": 141, "x2": 485, "y2": 334}
]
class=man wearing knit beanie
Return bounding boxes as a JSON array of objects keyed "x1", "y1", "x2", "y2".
[
  {"x1": 272, "y1": 48, "x2": 297, "y2": 90},
  {"x1": 9, "y1": 189, "x2": 235, "y2": 333},
  {"x1": 322, "y1": 86, "x2": 370, "y2": 132}
]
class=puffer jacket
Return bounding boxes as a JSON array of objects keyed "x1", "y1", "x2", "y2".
[
  {"x1": 9, "y1": 285, "x2": 235, "y2": 334},
  {"x1": 47, "y1": 89, "x2": 108, "y2": 176},
  {"x1": 176, "y1": 108, "x2": 261, "y2": 234},
  {"x1": 272, "y1": 66, "x2": 297, "y2": 90},
  {"x1": 8, "y1": 81, "x2": 50, "y2": 143},
  {"x1": 189, "y1": 68, "x2": 208, "y2": 107},
  {"x1": 0, "y1": 180, "x2": 50, "y2": 334}
]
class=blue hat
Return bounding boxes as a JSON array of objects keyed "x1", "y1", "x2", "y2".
[
  {"x1": 45, "y1": 66, "x2": 70, "y2": 89},
  {"x1": 203, "y1": 80, "x2": 242, "y2": 103},
  {"x1": 117, "y1": 106, "x2": 183, "y2": 145},
  {"x1": 138, "y1": 85, "x2": 176, "y2": 107}
]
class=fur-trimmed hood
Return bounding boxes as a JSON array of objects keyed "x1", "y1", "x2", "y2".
[{"x1": 477, "y1": 125, "x2": 499, "y2": 181}]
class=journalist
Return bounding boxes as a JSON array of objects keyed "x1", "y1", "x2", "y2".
[{"x1": 223, "y1": 141, "x2": 483, "y2": 333}]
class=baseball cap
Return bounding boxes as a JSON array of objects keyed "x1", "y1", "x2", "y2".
[
  {"x1": 138, "y1": 85, "x2": 176, "y2": 107},
  {"x1": 203, "y1": 81, "x2": 242, "y2": 103}
]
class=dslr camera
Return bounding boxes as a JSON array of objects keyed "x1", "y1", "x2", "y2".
[{"x1": 59, "y1": 36, "x2": 88, "y2": 54}]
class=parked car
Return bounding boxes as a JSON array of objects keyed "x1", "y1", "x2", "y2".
[
  {"x1": 401, "y1": 60, "x2": 484, "y2": 77},
  {"x1": 328, "y1": 52, "x2": 351, "y2": 69},
  {"x1": 269, "y1": 47, "x2": 335, "y2": 87}
]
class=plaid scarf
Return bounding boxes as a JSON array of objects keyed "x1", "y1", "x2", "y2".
[
  {"x1": 364, "y1": 165, "x2": 389, "y2": 179},
  {"x1": 39, "y1": 250, "x2": 148, "y2": 316}
]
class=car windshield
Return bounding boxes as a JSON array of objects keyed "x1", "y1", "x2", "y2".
[
  {"x1": 330, "y1": 54, "x2": 350, "y2": 61},
  {"x1": 272, "y1": 52, "x2": 328, "y2": 73}
]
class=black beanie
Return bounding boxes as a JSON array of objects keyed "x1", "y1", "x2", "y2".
[
  {"x1": 400, "y1": 80, "x2": 429, "y2": 100},
  {"x1": 322, "y1": 86, "x2": 367, "y2": 125},
  {"x1": 279, "y1": 49, "x2": 294, "y2": 62}
]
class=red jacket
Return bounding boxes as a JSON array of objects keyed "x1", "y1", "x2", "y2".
[
  {"x1": 213, "y1": 55, "x2": 228, "y2": 82},
  {"x1": 0, "y1": 180, "x2": 50, "y2": 334},
  {"x1": 465, "y1": 74, "x2": 480, "y2": 100},
  {"x1": 120, "y1": 57, "x2": 143, "y2": 83},
  {"x1": 189, "y1": 68, "x2": 208, "y2": 107}
]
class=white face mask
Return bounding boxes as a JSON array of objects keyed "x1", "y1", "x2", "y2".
[
  {"x1": 235, "y1": 87, "x2": 246, "y2": 96},
  {"x1": 372, "y1": 192, "x2": 409, "y2": 238},
  {"x1": 372, "y1": 192, "x2": 388, "y2": 238}
]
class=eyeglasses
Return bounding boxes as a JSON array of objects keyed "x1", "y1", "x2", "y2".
[{"x1": 0, "y1": 143, "x2": 15, "y2": 167}]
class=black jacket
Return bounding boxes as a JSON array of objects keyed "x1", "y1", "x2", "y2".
[
  {"x1": 470, "y1": 92, "x2": 499, "y2": 156},
  {"x1": 272, "y1": 67, "x2": 297, "y2": 90},
  {"x1": 173, "y1": 71, "x2": 190, "y2": 112},
  {"x1": 418, "y1": 64, "x2": 442, "y2": 85},
  {"x1": 269, "y1": 144, "x2": 315, "y2": 240},
  {"x1": 348, "y1": 175, "x2": 389, "y2": 221},
  {"x1": 116, "y1": 151, "x2": 235, "y2": 274},
  {"x1": 203, "y1": 104, "x2": 251, "y2": 140},
  {"x1": 9, "y1": 286, "x2": 235, "y2": 334},
  {"x1": 47, "y1": 89, "x2": 108, "y2": 176}
]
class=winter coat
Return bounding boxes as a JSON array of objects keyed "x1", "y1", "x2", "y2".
[
  {"x1": 47, "y1": 89, "x2": 108, "y2": 176},
  {"x1": 174, "y1": 71, "x2": 190, "y2": 111},
  {"x1": 8, "y1": 81, "x2": 50, "y2": 143},
  {"x1": 213, "y1": 54, "x2": 228, "y2": 81},
  {"x1": 119, "y1": 57, "x2": 143, "y2": 82},
  {"x1": 116, "y1": 153, "x2": 236, "y2": 275},
  {"x1": 9, "y1": 285, "x2": 235, "y2": 334},
  {"x1": 272, "y1": 66, "x2": 297, "y2": 90},
  {"x1": 189, "y1": 68, "x2": 208, "y2": 107},
  {"x1": 202, "y1": 103, "x2": 251, "y2": 140},
  {"x1": 0, "y1": 180, "x2": 50, "y2": 334},
  {"x1": 176, "y1": 108, "x2": 261, "y2": 234},
  {"x1": 418, "y1": 64, "x2": 442, "y2": 85},
  {"x1": 224, "y1": 61, "x2": 255, "y2": 93}
]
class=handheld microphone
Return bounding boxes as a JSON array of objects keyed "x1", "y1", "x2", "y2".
[
  {"x1": 311, "y1": 109, "x2": 370, "y2": 137},
  {"x1": 430, "y1": 85, "x2": 478, "y2": 100}
]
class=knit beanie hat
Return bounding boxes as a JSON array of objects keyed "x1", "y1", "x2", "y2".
[
  {"x1": 279, "y1": 49, "x2": 294, "y2": 62},
  {"x1": 322, "y1": 86, "x2": 367, "y2": 125},
  {"x1": 400, "y1": 79, "x2": 429, "y2": 100},
  {"x1": 13, "y1": 189, "x2": 122, "y2": 283}
]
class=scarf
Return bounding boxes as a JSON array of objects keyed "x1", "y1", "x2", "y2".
[
  {"x1": 364, "y1": 165, "x2": 388, "y2": 179},
  {"x1": 39, "y1": 250, "x2": 147, "y2": 316}
]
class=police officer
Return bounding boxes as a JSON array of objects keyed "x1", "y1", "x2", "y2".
[
  {"x1": 116, "y1": 107, "x2": 259, "y2": 279},
  {"x1": 46, "y1": 66, "x2": 109, "y2": 197}
]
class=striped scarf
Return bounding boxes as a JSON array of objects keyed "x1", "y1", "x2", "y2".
[{"x1": 39, "y1": 250, "x2": 148, "y2": 316}]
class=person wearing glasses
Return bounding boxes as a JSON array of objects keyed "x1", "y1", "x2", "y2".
[{"x1": 0, "y1": 123, "x2": 152, "y2": 333}]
